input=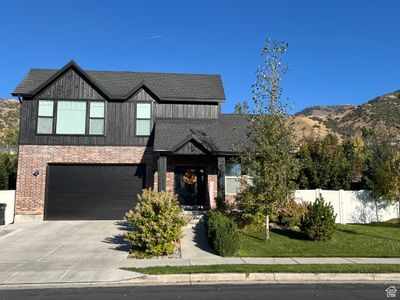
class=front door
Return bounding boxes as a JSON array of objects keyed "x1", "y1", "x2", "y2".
[{"x1": 174, "y1": 167, "x2": 206, "y2": 206}]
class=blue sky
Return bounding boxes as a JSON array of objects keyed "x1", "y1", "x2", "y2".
[{"x1": 1, "y1": 0, "x2": 399, "y2": 113}]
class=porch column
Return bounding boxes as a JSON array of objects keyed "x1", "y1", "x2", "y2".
[
  {"x1": 217, "y1": 156, "x2": 226, "y2": 200},
  {"x1": 158, "y1": 155, "x2": 167, "y2": 192}
]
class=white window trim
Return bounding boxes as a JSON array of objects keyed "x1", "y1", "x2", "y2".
[
  {"x1": 135, "y1": 102, "x2": 152, "y2": 136},
  {"x1": 225, "y1": 175, "x2": 242, "y2": 195}
]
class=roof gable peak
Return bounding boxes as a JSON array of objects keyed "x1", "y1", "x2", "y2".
[{"x1": 22, "y1": 60, "x2": 112, "y2": 99}]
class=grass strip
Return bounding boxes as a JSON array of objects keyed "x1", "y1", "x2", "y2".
[{"x1": 122, "y1": 264, "x2": 400, "y2": 275}]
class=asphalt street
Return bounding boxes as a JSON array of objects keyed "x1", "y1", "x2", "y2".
[{"x1": 0, "y1": 283, "x2": 395, "y2": 300}]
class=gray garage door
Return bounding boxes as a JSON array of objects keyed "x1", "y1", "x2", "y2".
[{"x1": 45, "y1": 164, "x2": 145, "y2": 220}]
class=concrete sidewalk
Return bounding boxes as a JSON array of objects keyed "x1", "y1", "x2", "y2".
[
  {"x1": 130, "y1": 257, "x2": 400, "y2": 268},
  {"x1": 1, "y1": 220, "x2": 400, "y2": 286}
]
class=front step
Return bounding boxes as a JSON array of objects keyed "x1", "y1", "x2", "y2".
[{"x1": 183, "y1": 209, "x2": 206, "y2": 227}]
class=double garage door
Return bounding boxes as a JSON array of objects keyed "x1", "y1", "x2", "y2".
[{"x1": 45, "y1": 164, "x2": 145, "y2": 220}]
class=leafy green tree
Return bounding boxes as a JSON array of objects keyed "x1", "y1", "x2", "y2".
[
  {"x1": 0, "y1": 153, "x2": 18, "y2": 190},
  {"x1": 362, "y1": 128, "x2": 400, "y2": 219},
  {"x1": 0, "y1": 163, "x2": 8, "y2": 190},
  {"x1": 2, "y1": 128, "x2": 19, "y2": 145},
  {"x1": 235, "y1": 39, "x2": 299, "y2": 222},
  {"x1": 297, "y1": 134, "x2": 366, "y2": 190}
]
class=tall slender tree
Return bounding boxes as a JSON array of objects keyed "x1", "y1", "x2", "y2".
[{"x1": 235, "y1": 39, "x2": 299, "y2": 221}]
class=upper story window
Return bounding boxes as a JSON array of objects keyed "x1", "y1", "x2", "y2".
[
  {"x1": 37, "y1": 100, "x2": 54, "y2": 134},
  {"x1": 225, "y1": 160, "x2": 242, "y2": 195},
  {"x1": 56, "y1": 101, "x2": 86, "y2": 134},
  {"x1": 89, "y1": 102, "x2": 105, "y2": 135},
  {"x1": 136, "y1": 103, "x2": 151, "y2": 136},
  {"x1": 37, "y1": 100, "x2": 105, "y2": 135}
]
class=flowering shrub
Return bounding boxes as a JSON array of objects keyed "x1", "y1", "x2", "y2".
[
  {"x1": 277, "y1": 198, "x2": 308, "y2": 229},
  {"x1": 125, "y1": 189, "x2": 188, "y2": 258}
]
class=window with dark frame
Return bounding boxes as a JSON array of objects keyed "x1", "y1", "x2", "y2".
[
  {"x1": 36, "y1": 100, "x2": 105, "y2": 135},
  {"x1": 89, "y1": 102, "x2": 105, "y2": 135},
  {"x1": 37, "y1": 100, "x2": 54, "y2": 134},
  {"x1": 136, "y1": 102, "x2": 151, "y2": 136},
  {"x1": 56, "y1": 101, "x2": 87, "y2": 134}
]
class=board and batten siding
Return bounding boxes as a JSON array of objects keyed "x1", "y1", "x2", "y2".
[
  {"x1": 154, "y1": 103, "x2": 218, "y2": 119},
  {"x1": 20, "y1": 69, "x2": 220, "y2": 146},
  {"x1": 19, "y1": 99, "x2": 151, "y2": 146},
  {"x1": 131, "y1": 88, "x2": 219, "y2": 119},
  {"x1": 36, "y1": 69, "x2": 105, "y2": 100}
]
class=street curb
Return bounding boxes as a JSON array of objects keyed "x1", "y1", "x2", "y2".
[
  {"x1": 1, "y1": 273, "x2": 400, "y2": 289},
  {"x1": 127, "y1": 272, "x2": 400, "y2": 285}
]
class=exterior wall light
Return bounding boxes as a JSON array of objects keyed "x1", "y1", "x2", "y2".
[{"x1": 33, "y1": 170, "x2": 40, "y2": 177}]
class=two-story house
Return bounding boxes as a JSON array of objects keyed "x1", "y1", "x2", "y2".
[{"x1": 12, "y1": 61, "x2": 247, "y2": 222}]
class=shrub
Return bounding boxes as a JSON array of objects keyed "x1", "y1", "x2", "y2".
[
  {"x1": 125, "y1": 189, "x2": 188, "y2": 258},
  {"x1": 0, "y1": 153, "x2": 17, "y2": 190},
  {"x1": 300, "y1": 196, "x2": 336, "y2": 241},
  {"x1": 277, "y1": 199, "x2": 308, "y2": 229},
  {"x1": 205, "y1": 211, "x2": 240, "y2": 256},
  {"x1": 214, "y1": 196, "x2": 228, "y2": 211}
]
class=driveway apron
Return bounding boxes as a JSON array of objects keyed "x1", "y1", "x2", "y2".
[{"x1": 0, "y1": 221, "x2": 141, "y2": 284}]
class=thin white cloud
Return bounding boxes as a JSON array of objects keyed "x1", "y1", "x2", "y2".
[{"x1": 145, "y1": 34, "x2": 163, "y2": 40}]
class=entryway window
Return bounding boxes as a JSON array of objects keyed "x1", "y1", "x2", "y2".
[
  {"x1": 225, "y1": 161, "x2": 241, "y2": 195},
  {"x1": 136, "y1": 103, "x2": 151, "y2": 136}
]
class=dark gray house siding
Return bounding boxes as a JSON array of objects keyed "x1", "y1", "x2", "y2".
[
  {"x1": 35, "y1": 69, "x2": 105, "y2": 100},
  {"x1": 19, "y1": 69, "x2": 220, "y2": 146}
]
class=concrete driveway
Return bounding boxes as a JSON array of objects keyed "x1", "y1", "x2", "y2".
[{"x1": 0, "y1": 220, "x2": 142, "y2": 284}]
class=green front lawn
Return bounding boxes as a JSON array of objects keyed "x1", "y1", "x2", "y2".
[
  {"x1": 124, "y1": 264, "x2": 400, "y2": 274},
  {"x1": 237, "y1": 222, "x2": 400, "y2": 257}
]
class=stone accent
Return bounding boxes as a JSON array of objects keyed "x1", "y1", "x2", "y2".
[
  {"x1": 14, "y1": 214, "x2": 44, "y2": 224},
  {"x1": 15, "y1": 145, "x2": 156, "y2": 222},
  {"x1": 166, "y1": 171, "x2": 175, "y2": 193},
  {"x1": 207, "y1": 174, "x2": 217, "y2": 209}
]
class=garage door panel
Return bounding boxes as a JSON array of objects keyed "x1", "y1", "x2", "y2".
[{"x1": 45, "y1": 164, "x2": 145, "y2": 220}]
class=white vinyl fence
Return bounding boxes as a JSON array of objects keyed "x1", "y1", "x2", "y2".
[
  {"x1": 295, "y1": 189, "x2": 400, "y2": 224},
  {"x1": 0, "y1": 190, "x2": 15, "y2": 225}
]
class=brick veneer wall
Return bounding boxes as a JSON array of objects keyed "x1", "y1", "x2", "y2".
[{"x1": 15, "y1": 145, "x2": 155, "y2": 222}]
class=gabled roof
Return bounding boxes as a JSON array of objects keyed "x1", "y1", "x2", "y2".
[
  {"x1": 12, "y1": 60, "x2": 226, "y2": 102},
  {"x1": 154, "y1": 114, "x2": 249, "y2": 154},
  {"x1": 171, "y1": 134, "x2": 212, "y2": 154}
]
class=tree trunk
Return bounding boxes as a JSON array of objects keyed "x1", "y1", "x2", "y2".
[
  {"x1": 374, "y1": 200, "x2": 379, "y2": 223},
  {"x1": 265, "y1": 215, "x2": 270, "y2": 240}
]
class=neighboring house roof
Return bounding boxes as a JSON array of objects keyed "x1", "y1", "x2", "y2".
[
  {"x1": 154, "y1": 114, "x2": 249, "y2": 154},
  {"x1": 0, "y1": 145, "x2": 18, "y2": 155},
  {"x1": 12, "y1": 60, "x2": 226, "y2": 102}
]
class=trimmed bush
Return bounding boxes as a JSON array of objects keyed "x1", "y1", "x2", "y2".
[
  {"x1": 205, "y1": 211, "x2": 240, "y2": 256},
  {"x1": 125, "y1": 189, "x2": 188, "y2": 258},
  {"x1": 300, "y1": 196, "x2": 336, "y2": 241},
  {"x1": 277, "y1": 199, "x2": 308, "y2": 229}
]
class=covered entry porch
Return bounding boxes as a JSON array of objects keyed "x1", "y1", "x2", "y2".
[
  {"x1": 156, "y1": 155, "x2": 227, "y2": 209},
  {"x1": 153, "y1": 115, "x2": 248, "y2": 208}
]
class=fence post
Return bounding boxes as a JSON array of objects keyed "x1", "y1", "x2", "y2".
[{"x1": 339, "y1": 189, "x2": 345, "y2": 224}]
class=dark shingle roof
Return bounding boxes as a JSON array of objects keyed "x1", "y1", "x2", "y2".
[
  {"x1": 13, "y1": 61, "x2": 226, "y2": 101},
  {"x1": 154, "y1": 114, "x2": 249, "y2": 154}
]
